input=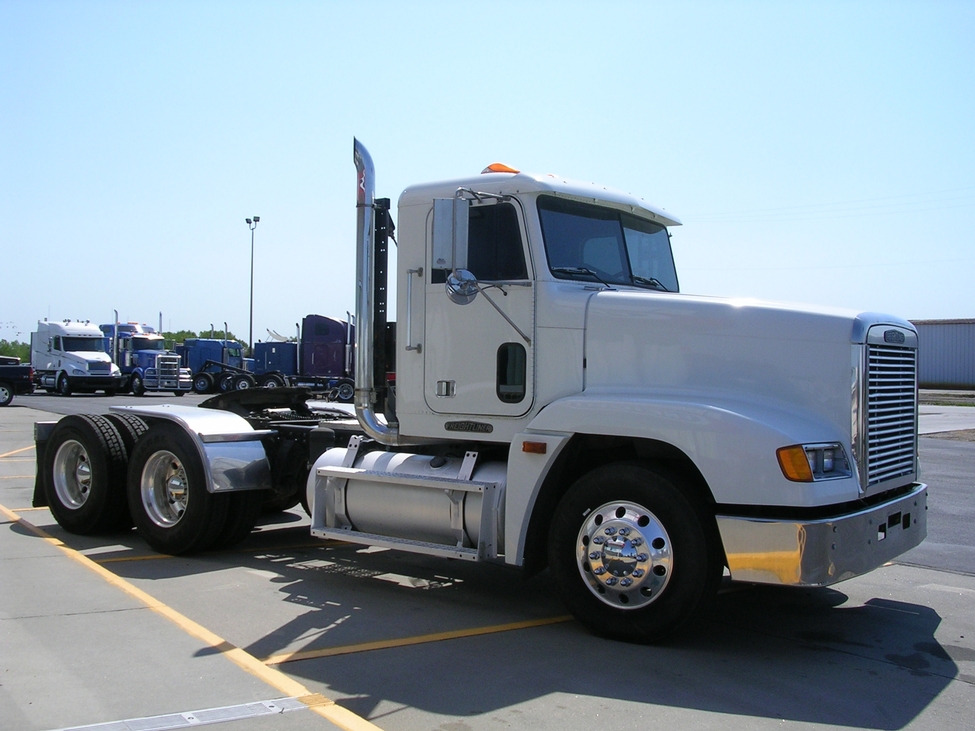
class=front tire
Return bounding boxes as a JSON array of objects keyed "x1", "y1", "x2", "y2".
[
  {"x1": 127, "y1": 423, "x2": 229, "y2": 554},
  {"x1": 130, "y1": 373, "x2": 145, "y2": 396},
  {"x1": 548, "y1": 462, "x2": 720, "y2": 643},
  {"x1": 57, "y1": 372, "x2": 72, "y2": 396},
  {"x1": 45, "y1": 414, "x2": 129, "y2": 533}
]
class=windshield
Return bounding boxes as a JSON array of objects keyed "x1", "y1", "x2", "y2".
[
  {"x1": 131, "y1": 337, "x2": 166, "y2": 351},
  {"x1": 62, "y1": 336, "x2": 109, "y2": 353},
  {"x1": 537, "y1": 195, "x2": 679, "y2": 292}
]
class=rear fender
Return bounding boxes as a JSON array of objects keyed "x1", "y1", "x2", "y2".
[{"x1": 111, "y1": 404, "x2": 271, "y2": 493}]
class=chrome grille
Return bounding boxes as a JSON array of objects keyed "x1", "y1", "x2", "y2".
[
  {"x1": 865, "y1": 344, "x2": 917, "y2": 485},
  {"x1": 156, "y1": 355, "x2": 181, "y2": 378}
]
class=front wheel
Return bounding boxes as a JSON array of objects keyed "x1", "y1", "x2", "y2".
[
  {"x1": 548, "y1": 462, "x2": 720, "y2": 643},
  {"x1": 57, "y1": 373, "x2": 72, "y2": 396},
  {"x1": 127, "y1": 423, "x2": 229, "y2": 554},
  {"x1": 130, "y1": 373, "x2": 145, "y2": 396}
]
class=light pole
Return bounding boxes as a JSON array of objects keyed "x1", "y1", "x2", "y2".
[{"x1": 246, "y1": 216, "x2": 260, "y2": 356}]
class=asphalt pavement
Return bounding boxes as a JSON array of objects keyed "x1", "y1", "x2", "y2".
[{"x1": 1, "y1": 396, "x2": 973, "y2": 731}]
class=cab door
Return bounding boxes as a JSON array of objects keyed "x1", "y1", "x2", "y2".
[{"x1": 423, "y1": 198, "x2": 535, "y2": 417}]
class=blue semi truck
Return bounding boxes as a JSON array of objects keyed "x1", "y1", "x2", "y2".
[
  {"x1": 100, "y1": 322, "x2": 192, "y2": 396},
  {"x1": 181, "y1": 315, "x2": 355, "y2": 401},
  {"x1": 176, "y1": 336, "x2": 251, "y2": 393}
]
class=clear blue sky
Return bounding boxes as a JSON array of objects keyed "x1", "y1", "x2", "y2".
[{"x1": 2, "y1": 0, "x2": 973, "y2": 344}]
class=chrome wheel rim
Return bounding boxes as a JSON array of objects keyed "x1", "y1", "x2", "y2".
[
  {"x1": 52, "y1": 439, "x2": 92, "y2": 509},
  {"x1": 576, "y1": 500, "x2": 673, "y2": 609},
  {"x1": 141, "y1": 450, "x2": 189, "y2": 527}
]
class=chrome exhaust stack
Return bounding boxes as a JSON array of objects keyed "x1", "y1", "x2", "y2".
[{"x1": 353, "y1": 139, "x2": 425, "y2": 446}]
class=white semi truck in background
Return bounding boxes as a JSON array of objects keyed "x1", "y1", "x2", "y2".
[
  {"x1": 31, "y1": 319, "x2": 122, "y2": 395},
  {"x1": 33, "y1": 141, "x2": 926, "y2": 642}
]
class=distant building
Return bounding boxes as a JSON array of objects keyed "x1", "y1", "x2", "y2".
[{"x1": 910, "y1": 319, "x2": 975, "y2": 389}]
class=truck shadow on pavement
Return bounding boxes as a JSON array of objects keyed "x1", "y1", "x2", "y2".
[{"x1": 23, "y1": 514, "x2": 963, "y2": 730}]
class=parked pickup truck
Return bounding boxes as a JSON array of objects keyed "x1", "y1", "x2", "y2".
[{"x1": 0, "y1": 355, "x2": 35, "y2": 406}]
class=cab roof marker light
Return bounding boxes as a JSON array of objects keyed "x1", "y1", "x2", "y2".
[{"x1": 481, "y1": 163, "x2": 520, "y2": 174}]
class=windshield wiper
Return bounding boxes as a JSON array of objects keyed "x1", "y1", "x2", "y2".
[
  {"x1": 630, "y1": 275, "x2": 669, "y2": 292},
  {"x1": 551, "y1": 267, "x2": 616, "y2": 290}
]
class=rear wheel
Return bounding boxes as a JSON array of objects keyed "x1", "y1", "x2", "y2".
[
  {"x1": 212, "y1": 490, "x2": 265, "y2": 549},
  {"x1": 259, "y1": 374, "x2": 285, "y2": 389},
  {"x1": 234, "y1": 374, "x2": 256, "y2": 390},
  {"x1": 192, "y1": 373, "x2": 214, "y2": 394},
  {"x1": 127, "y1": 423, "x2": 228, "y2": 554},
  {"x1": 548, "y1": 462, "x2": 720, "y2": 643},
  {"x1": 335, "y1": 378, "x2": 355, "y2": 403},
  {"x1": 218, "y1": 372, "x2": 236, "y2": 393},
  {"x1": 0, "y1": 383, "x2": 13, "y2": 407},
  {"x1": 45, "y1": 414, "x2": 129, "y2": 533}
]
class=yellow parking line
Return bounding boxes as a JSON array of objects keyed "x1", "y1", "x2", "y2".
[
  {"x1": 0, "y1": 445, "x2": 34, "y2": 459},
  {"x1": 0, "y1": 475, "x2": 34, "y2": 480},
  {"x1": 0, "y1": 502, "x2": 383, "y2": 731},
  {"x1": 264, "y1": 615, "x2": 575, "y2": 665}
]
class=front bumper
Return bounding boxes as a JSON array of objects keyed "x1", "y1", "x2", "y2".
[
  {"x1": 69, "y1": 375, "x2": 122, "y2": 390},
  {"x1": 716, "y1": 483, "x2": 927, "y2": 586}
]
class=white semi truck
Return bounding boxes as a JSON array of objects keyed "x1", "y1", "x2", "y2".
[
  {"x1": 31, "y1": 319, "x2": 122, "y2": 395},
  {"x1": 34, "y1": 141, "x2": 926, "y2": 642}
]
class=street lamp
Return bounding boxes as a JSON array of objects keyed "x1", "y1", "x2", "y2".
[{"x1": 246, "y1": 216, "x2": 260, "y2": 356}]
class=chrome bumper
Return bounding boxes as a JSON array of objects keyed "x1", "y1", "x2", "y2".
[{"x1": 716, "y1": 483, "x2": 927, "y2": 586}]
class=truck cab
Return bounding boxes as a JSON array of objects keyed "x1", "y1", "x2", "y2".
[
  {"x1": 101, "y1": 323, "x2": 192, "y2": 396},
  {"x1": 31, "y1": 319, "x2": 121, "y2": 395},
  {"x1": 35, "y1": 141, "x2": 925, "y2": 644}
]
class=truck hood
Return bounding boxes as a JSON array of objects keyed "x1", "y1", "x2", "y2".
[{"x1": 583, "y1": 291, "x2": 914, "y2": 438}]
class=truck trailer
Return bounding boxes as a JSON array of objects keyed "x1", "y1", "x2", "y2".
[
  {"x1": 100, "y1": 322, "x2": 192, "y2": 396},
  {"x1": 30, "y1": 319, "x2": 122, "y2": 395},
  {"x1": 33, "y1": 141, "x2": 926, "y2": 642}
]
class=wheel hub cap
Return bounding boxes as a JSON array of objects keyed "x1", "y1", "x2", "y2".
[
  {"x1": 52, "y1": 440, "x2": 92, "y2": 509},
  {"x1": 141, "y1": 451, "x2": 189, "y2": 527},
  {"x1": 576, "y1": 501, "x2": 672, "y2": 609}
]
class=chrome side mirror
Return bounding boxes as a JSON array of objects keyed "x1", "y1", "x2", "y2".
[{"x1": 446, "y1": 269, "x2": 478, "y2": 305}]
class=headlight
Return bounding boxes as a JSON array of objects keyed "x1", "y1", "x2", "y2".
[{"x1": 777, "y1": 443, "x2": 852, "y2": 482}]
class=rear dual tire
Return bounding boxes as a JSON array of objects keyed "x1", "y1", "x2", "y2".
[
  {"x1": 45, "y1": 414, "x2": 129, "y2": 533},
  {"x1": 125, "y1": 423, "x2": 263, "y2": 554}
]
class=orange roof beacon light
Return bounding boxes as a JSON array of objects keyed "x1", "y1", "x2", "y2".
[{"x1": 481, "y1": 163, "x2": 520, "y2": 174}]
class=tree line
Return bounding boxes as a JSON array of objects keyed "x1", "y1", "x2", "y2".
[{"x1": 0, "y1": 328, "x2": 248, "y2": 362}]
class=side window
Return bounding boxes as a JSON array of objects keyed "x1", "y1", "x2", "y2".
[
  {"x1": 468, "y1": 202, "x2": 527, "y2": 281},
  {"x1": 434, "y1": 202, "x2": 527, "y2": 283},
  {"x1": 497, "y1": 342, "x2": 527, "y2": 403}
]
